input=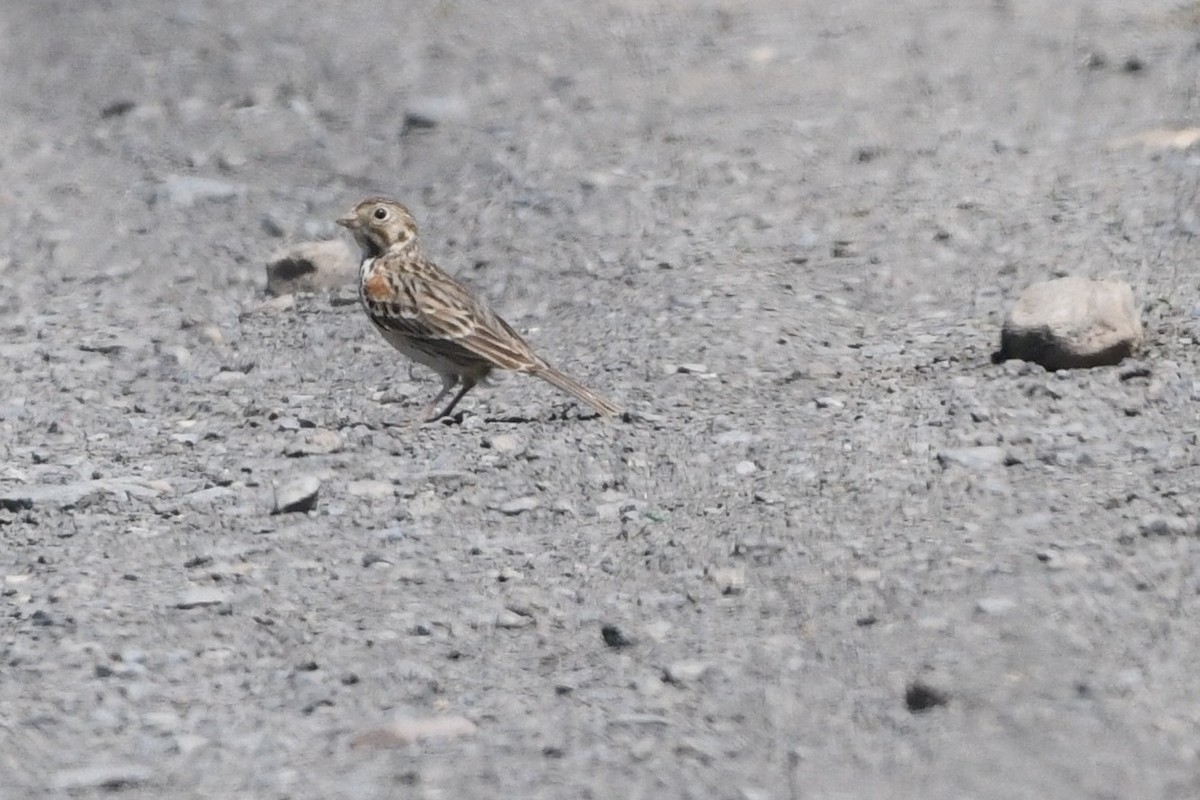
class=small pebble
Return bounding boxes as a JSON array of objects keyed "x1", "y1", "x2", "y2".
[
  {"x1": 1138, "y1": 515, "x2": 1193, "y2": 536},
  {"x1": 713, "y1": 430, "x2": 755, "y2": 446},
  {"x1": 975, "y1": 596, "x2": 1017, "y2": 616},
  {"x1": 153, "y1": 174, "x2": 245, "y2": 207},
  {"x1": 285, "y1": 429, "x2": 342, "y2": 457},
  {"x1": 663, "y1": 661, "x2": 714, "y2": 685},
  {"x1": 174, "y1": 734, "x2": 209, "y2": 755},
  {"x1": 496, "y1": 496, "x2": 539, "y2": 516},
  {"x1": 486, "y1": 434, "x2": 520, "y2": 453},
  {"x1": 347, "y1": 479, "x2": 394, "y2": 500},
  {"x1": 402, "y1": 95, "x2": 470, "y2": 131},
  {"x1": 852, "y1": 567, "x2": 882, "y2": 584},
  {"x1": 175, "y1": 587, "x2": 228, "y2": 609},
  {"x1": 51, "y1": 764, "x2": 152, "y2": 791},
  {"x1": 601, "y1": 624, "x2": 634, "y2": 648},
  {"x1": 707, "y1": 566, "x2": 746, "y2": 595},
  {"x1": 642, "y1": 620, "x2": 673, "y2": 641},
  {"x1": 496, "y1": 609, "x2": 534, "y2": 629},
  {"x1": 937, "y1": 446, "x2": 1009, "y2": 471},
  {"x1": 352, "y1": 715, "x2": 477, "y2": 748},
  {"x1": 273, "y1": 476, "x2": 320, "y2": 514},
  {"x1": 905, "y1": 681, "x2": 950, "y2": 713}
]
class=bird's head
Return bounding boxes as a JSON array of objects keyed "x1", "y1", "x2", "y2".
[{"x1": 336, "y1": 197, "x2": 420, "y2": 258}]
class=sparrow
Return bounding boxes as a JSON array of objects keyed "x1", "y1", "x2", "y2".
[{"x1": 336, "y1": 197, "x2": 622, "y2": 423}]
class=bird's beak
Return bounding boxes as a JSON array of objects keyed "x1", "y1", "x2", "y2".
[{"x1": 336, "y1": 213, "x2": 359, "y2": 229}]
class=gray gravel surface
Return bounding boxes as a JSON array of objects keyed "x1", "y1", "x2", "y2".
[{"x1": 3, "y1": 2, "x2": 1200, "y2": 798}]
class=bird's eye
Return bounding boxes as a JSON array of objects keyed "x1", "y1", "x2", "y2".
[{"x1": 373, "y1": 207, "x2": 388, "y2": 220}]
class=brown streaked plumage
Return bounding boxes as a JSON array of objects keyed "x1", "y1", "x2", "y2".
[{"x1": 336, "y1": 197, "x2": 622, "y2": 424}]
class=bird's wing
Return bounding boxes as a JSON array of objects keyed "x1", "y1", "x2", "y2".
[{"x1": 372, "y1": 256, "x2": 542, "y2": 372}]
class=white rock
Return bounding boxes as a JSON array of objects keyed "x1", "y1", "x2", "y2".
[
  {"x1": 936, "y1": 446, "x2": 1010, "y2": 471},
  {"x1": 183, "y1": 486, "x2": 236, "y2": 507},
  {"x1": 265, "y1": 240, "x2": 359, "y2": 296},
  {"x1": 664, "y1": 661, "x2": 715, "y2": 685},
  {"x1": 676, "y1": 363, "x2": 709, "y2": 374},
  {"x1": 51, "y1": 764, "x2": 152, "y2": 791},
  {"x1": 174, "y1": 587, "x2": 228, "y2": 609},
  {"x1": 273, "y1": 476, "x2": 320, "y2": 514},
  {"x1": 407, "y1": 492, "x2": 443, "y2": 517},
  {"x1": 403, "y1": 95, "x2": 470, "y2": 130},
  {"x1": 174, "y1": 734, "x2": 209, "y2": 755},
  {"x1": 975, "y1": 596, "x2": 1017, "y2": 616},
  {"x1": 352, "y1": 716, "x2": 477, "y2": 748},
  {"x1": 154, "y1": 174, "x2": 245, "y2": 207},
  {"x1": 487, "y1": 434, "x2": 521, "y2": 453},
  {"x1": 496, "y1": 496, "x2": 539, "y2": 516},
  {"x1": 643, "y1": 620, "x2": 673, "y2": 642},
  {"x1": 252, "y1": 295, "x2": 296, "y2": 314},
  {"x1": 707, "y1": 566, "x2": 746, "y2": 594},
  {"x1": 1138, "y1": 515, "x2": 1194, "y2": 536},
  {"x1": 713, "y1": 430, "x2": 755, "y2": 446},
  {"x1": 999, "y1": 277, "x2": 1142, "y2": 369},
  {"x1": 0, "y1": 478, "x2": 171, "y2": 510},
  {"x1": 284, "y1": 429, "x2": 343, "y2": 456},
  {"x1": 852, "y1": 567, "x2": 882, "y2": 584},
  {"x1": 594, "y1": 501, "x2": 624, "y2": 520},
  {"x1": 496, "y1": 608, "x2": 534, "y2": 629},
  {"x1": 347, "y1": 479, "x2": 394, "y2": 500}
]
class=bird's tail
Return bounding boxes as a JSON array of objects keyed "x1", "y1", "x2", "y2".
[{"x1": 531, "y1": 365, "x2": 622, "y2": 418}]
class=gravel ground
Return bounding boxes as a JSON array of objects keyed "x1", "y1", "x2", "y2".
[{"x1": 3, "y1": 2, "x2": 1200, "y2": 798}]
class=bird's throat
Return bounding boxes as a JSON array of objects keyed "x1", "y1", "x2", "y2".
[{"x1": 361, "y1": 237, "x2": 384, "y2": 259}]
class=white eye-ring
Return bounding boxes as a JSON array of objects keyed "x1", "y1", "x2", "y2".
[{"x1": 373, "y1": 207, "x2": 389, "y2": 220}]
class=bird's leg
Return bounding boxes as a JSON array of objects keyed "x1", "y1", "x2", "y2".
[
  {"x1": 429, "y1": 377, "x2": 478, "y2": 422},
  {"x1": 413, "y1": 374, "x2": 458, "y2": 426}
]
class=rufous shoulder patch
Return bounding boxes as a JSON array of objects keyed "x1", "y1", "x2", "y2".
[{"x1": 363, "y1": 272, "x2": 393, "y2": 303}]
